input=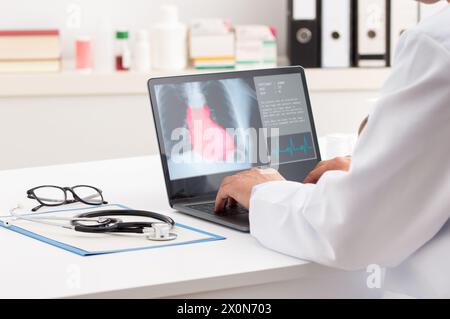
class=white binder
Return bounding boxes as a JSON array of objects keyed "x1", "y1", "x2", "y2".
[
  {"x1": 321, "y1": 0, "x2": 351, "y2": 68},
  {"x1": 390, "y1": 0, "x2": 419, "y2": 66},
  {"x1": 420, "y1": 2, "x2": 448, "y2": 21},
  {"x1": 356, "y1": 0, "x2": 388, "y2": 67}
]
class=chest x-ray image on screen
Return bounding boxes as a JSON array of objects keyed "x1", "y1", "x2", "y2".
[{"x1": 154, "y1": 78, "x2": 265, "y2": 180}]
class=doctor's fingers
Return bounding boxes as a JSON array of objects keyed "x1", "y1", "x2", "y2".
[
  {"x1": 303, "y1": 161, "x2": 328, "y2": 183},
  {"x1": 224, "y1": 169, "x2": 260, "y2": 184},
  {"x1": 303, "y1": 165, "x2": 330, "y2": 184},
  {"x1": 214, "y1": 181, "x2": 238, "y2": 212},
  {"x1": 236, "y1": 168, "x2": 263, "y2": 176},
  {"x1": 312, "y1": 160, "x2": 328, "y2": 170},
  {"x1": 303, "y1": 157, "x2": 352, "y2": 184},
  {"x1": 237, "y1": 167, "x2": 279, "y2": 177},
  {"x1": 215, "y1": 175, "x2": 242, "y2": 207},
  {"x1": 219, "y1": 174, "x2": 242, "y2": 188}
]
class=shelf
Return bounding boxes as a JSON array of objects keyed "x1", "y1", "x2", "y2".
[
  {"x1": 0, "y1": 66, "x2": 391, "y2": 98},
  {"x1": 305, "y1": 67, "x2": 390, "y2": 92}
]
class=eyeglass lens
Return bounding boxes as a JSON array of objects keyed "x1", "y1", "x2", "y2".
[
  {"x1": 72, "y1": 186, "x2": 103, "y2": 205},
  {"x1": 33, "y1": 186, "x2": 66, "y2": 206}
]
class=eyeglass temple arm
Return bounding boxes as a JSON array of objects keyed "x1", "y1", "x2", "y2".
[{"x1": 32, "y1": 204, "x2": 44, "y2": 212}]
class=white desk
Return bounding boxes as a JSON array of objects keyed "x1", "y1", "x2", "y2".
[{"x1": 0, "y1": 156, "x2": 380, "y2": 298}]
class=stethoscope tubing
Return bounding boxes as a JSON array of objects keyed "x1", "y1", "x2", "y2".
[
  {"x1": 8, "y1": 208, "x2": 175, "y2": 235},
  {"x1": 71, "y1": 210, "x2": 175, "y2": 233}
]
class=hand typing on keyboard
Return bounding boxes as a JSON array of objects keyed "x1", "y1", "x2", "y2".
[{"x1": 214, "y1": 168, "x2": 285, "y2": 212}]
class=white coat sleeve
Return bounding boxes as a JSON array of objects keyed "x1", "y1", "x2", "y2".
[{"x1": 249, "y1": 30, "x2": 450, "y2": 270}]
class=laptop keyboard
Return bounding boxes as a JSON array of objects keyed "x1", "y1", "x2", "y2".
[{"x1": 186, "y1": 202, "x2": 248, "y2": 216}]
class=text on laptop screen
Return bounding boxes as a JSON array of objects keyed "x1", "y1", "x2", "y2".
[{"x1": 153, "y1": 73, "x2": 317, "y2": 181}]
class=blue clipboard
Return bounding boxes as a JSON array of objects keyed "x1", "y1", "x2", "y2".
[{"x1": 0, "y1": 204, "x2": 226, "y2": 256}]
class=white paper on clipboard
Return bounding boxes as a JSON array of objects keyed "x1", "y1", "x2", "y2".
[{"x1": 0, "y1": 204, "x2": 225, "y2": 256}]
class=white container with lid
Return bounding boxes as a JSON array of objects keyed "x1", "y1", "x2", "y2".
[
  {"x1": 151, "y1": 5, "x2": 187, "y2": 71},
  {"x1": 133, "y1": 30, "x2": 151, "y2": 72},
  {"x1": 93, "y1": 18, "x2": 115, "y2": 73}
]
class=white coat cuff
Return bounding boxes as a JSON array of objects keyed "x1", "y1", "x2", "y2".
[{"x1": 249, "y1": 181, "x2": 305, "y2": 231}]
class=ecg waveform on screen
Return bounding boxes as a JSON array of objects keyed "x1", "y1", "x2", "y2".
[{"x1": 275, "y1": 136, "x2": 313, "y2": 156}]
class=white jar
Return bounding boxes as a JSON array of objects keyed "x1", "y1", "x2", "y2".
[
  {"x1": 151, "y1": 5, "x2": 187, "y2": 71},
  {"x1": 93, "y1": 18, "x2": 114, "y2": 73},
  {"x1": 133, "y1": 30, "x2": 151, "y2": 72}
]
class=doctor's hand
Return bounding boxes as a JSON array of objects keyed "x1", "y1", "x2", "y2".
[
  {"x1": 303, "y1": 156, "x2": 352, "y2": 184},
  {"x1": 214, "y1": 168, "x2": 285, "y2": 212}
]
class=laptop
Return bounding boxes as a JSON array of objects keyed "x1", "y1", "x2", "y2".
[{"x1": 147, "y1": 66, "x2": 321, "y2": 232}]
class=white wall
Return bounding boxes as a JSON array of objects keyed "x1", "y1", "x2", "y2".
[{"x1": 0, "y1": 91, "x2": 376, "y2": 170}]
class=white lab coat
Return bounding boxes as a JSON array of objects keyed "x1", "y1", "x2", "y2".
[{"x1": 250, "y1": 4, "x2": 450, "y2": 278}]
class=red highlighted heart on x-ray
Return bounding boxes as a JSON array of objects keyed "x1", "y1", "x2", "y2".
[{"x1": 186, "y1": 105, "x2": 236, "y2": 161}]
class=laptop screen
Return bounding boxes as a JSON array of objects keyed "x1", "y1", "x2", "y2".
[{"x1": 148, "y1": 67, "x2": 321, "y2": 202}]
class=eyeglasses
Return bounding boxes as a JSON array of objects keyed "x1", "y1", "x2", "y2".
[{"x1": 27, "y1": 185, "x2": 108, "y2": 212}]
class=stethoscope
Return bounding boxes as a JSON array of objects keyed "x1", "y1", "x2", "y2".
[{"x1": 6, "y1": 205, "x2": 178, "y2": 241}]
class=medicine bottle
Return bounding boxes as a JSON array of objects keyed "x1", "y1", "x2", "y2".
[
  {"x1": 133, "y1": 30, "x2": 151, "y2": 72},
  {"x1": 115, "y1": 30, "x2": 131, "y2": 71},
  {"x1": 75, "y1": 36, "x2": 92, "y2": 73},
  {"x1": 151, "y1": 5, "x2": 187, "y2": 71}
]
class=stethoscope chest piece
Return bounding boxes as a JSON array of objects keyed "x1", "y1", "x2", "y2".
[{"x1": 144, "y1": 223, "x2": 178, "y2": 241}]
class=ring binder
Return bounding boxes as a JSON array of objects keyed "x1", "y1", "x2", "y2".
[{"x1": 288, "y1": 0, "x2": 322, "y2": 68}]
